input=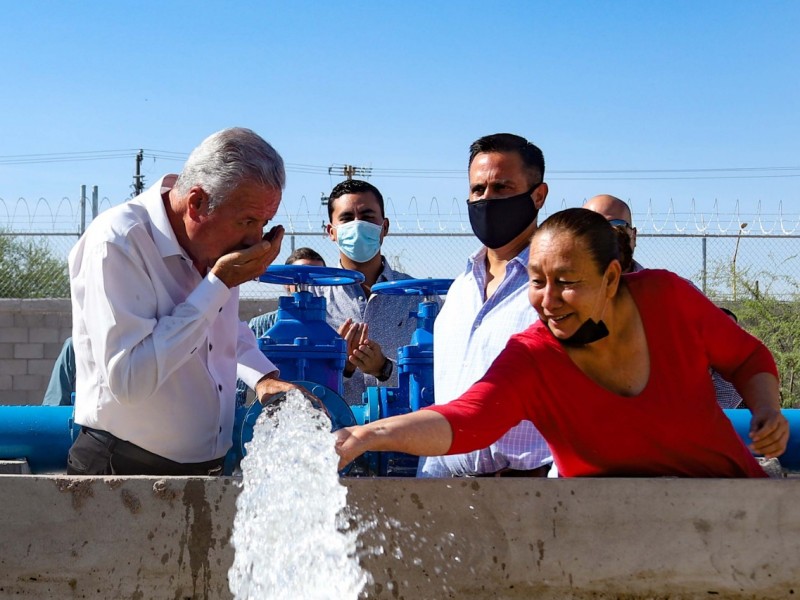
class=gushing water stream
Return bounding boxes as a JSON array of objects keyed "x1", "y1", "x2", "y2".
[{"x1": 228, "y1": 391, "x2": 367, "y2": 599}]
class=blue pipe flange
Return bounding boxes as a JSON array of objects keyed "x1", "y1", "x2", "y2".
[
  {"x1": 259, "y1": 264, "x2": 365, "y2": 287},
  {"x1": 371, "y1": 278, "x2": 453, "y2": 297},
  {"x1": 228, "y1": 381, "x2": 357, "y2": 475}
]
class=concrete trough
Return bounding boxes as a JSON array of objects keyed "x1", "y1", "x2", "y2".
[{"x1": 0, "y1": 475, "x2": 798, "y2": 599}]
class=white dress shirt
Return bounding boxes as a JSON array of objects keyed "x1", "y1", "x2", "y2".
[
  {"x1": 418, "y1": 245, "x2": 553, "y2": 476},
  {"x1": 69, "y1": 175, "x2": 276, "y2": 463}
]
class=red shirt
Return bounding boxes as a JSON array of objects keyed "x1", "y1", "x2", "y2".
[{"x1": 429, "y1": 270, "x2": 774, "y2": 478}]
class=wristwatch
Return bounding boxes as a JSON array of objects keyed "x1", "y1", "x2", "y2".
[{"x1": 376, "y1": 357, "x2": 394, "y2": 382}]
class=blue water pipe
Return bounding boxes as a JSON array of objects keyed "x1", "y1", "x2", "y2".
[
  {"x1": 350, "y1": 278, "x2": 453, "y2": 476},
  {"x1": 0, "y1": 406, "x2": 78, "y2": 473},
  {"x1": 1, "y1": 407, "x2": 800, "y2": 474},
  {"x1": 724, "y1": 409, "x2": 800, "y2": 471}
]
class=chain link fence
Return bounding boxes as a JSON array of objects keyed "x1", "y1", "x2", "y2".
[
  {"x1": 3, "y1": 195, "x2": 800, "y2": 404},
  {"x1": 7, "y1": 230, "x2": 798, "y2": 299},
  {"x1": 2, "y1": 210, "x2": 799, "y2": 302}
]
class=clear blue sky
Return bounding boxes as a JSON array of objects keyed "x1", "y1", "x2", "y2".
[{"x1": 1, "y1": 1, "x2": 798, "y2": 230}]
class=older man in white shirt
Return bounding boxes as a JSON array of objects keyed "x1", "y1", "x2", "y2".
[{"x1": 67, "y1": 127, "x2": 305, "y2": 476}]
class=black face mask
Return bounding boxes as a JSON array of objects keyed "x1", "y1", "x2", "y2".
[
  {"x1": 467, "y1": 183, "x2": 540, "y2": 249},
  {"x1": 558, "y1": 318, "x2": 609, "y2": 347}
]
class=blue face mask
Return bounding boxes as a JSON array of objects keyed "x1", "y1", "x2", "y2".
[{"x1": 333, "y1": 219, "x2": 383, "y2": 263}]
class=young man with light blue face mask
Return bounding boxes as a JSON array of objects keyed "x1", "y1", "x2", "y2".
[{"x1": 313, "y1": 179, "x2": 433, "y2": 406}]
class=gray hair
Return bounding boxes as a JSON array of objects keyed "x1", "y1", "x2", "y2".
[{"x1": 174, "y1": 127, "x2": 285, "y2": 211}]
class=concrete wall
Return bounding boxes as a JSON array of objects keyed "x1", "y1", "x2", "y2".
[
  {"x1": 0, "y1": 475, "x2": 798, "y2": 599},
  {"x1": 0, "y1": 298, "x2": 278, "y2": 406},
  {"x1": 0, "y1": 299, "x2": 72, "y2": 405}
]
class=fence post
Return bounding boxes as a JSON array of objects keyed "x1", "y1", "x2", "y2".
[
  {"x1": 701, "y1": 236, "x2": 707, "y2": 294},
  {"x1": 79, "y1": 185, "x2": 86, "y2": 234},
  {"x1": 91, "y1": 186, "x2": 99, "y2": 220}
]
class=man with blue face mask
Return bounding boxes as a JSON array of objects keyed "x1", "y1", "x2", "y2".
[{"x1": 314, "y1": 179, "x2": 428, "y2": 406}]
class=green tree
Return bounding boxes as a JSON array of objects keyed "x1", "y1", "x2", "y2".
[
  {"x1": 705, "y1": 260, "x2": 800, "y2": 407},
  {"x1": 0, "y1": 232, "x2": 70, "y2": 298}
]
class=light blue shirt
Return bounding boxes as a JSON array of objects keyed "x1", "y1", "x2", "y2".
[
  {"x1": 418, "y1": 245, "x2": 553, "y2": 476},
  {"x1": 312, "y1": 259, "x2": 426, "y2": 406}
]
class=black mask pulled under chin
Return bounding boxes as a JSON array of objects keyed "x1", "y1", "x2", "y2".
[{"x1": 557, "y1": 318, "x2": 609, "y2": 347}]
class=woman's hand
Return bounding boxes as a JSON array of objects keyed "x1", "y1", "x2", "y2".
[
  {"x1": 334, "y1": 411, "x2": 453, "y2": 471},
  {"x1": 749, "y1": 408, "x2": 789, "y2": 458},
  {"x1": 334, "y1": 426, "x2": 368, "y2": 471},
  {"x1": 739, "y1": 373, "x2": 788, "y2": 458}
]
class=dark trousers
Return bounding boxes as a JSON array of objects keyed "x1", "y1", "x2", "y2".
[{"x1": 67, "y1": 427, "x2": 224, "y2": 476}]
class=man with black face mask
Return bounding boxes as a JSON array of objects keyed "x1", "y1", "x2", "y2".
[{"x1": 418, "y1": 133, "x2": 554, "y2": 478}]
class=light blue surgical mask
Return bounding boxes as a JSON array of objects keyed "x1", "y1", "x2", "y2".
[{"x1": 333, "y1": 219, "x2": 383, "y2": 263}]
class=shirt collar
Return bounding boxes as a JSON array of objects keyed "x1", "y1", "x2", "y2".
[
  {"x1": 140, "y1": 174, "x2": 191, "y2": 260},
  {"x1": 466, "y1": 244, "x2": 530, "y2": 278},
  {"x1": 337, "y1": 256, "x2": 399, "y2": 283},
  {"x1": 377, "y1": 256, "x2": 400, "y2": 282}
]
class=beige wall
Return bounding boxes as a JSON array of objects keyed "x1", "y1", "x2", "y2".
[
  {"x1": 0, "y1": 475, "x2": 798, "y2": 599},
  {"x1": 0, "y1": 298, "x2": 278, "y2": 406}
]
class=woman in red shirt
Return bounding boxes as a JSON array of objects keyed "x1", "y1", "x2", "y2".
[{"x1": 335, "y1": 208, "x2": 788, "y2": 477}]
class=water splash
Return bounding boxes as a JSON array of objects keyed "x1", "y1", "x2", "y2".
[{"x1": 228, "y1": 391, "x2": 367, "y2": 599}]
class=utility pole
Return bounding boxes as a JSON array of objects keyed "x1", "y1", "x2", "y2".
[
  {"x1": 328, "y1": 164, "x2": 372, "y2": 181},
  {"x1": 132, "y1": 150, "x2": 145, "y2": 197},
  {"x1": 324, "y1": 164, "x2": 371, "y2": 216}
]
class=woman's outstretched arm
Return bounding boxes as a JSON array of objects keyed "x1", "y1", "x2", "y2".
[{"x1": 334, "y1": 410, "x2": 453, "y2": 470}]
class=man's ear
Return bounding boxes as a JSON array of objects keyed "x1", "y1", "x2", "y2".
[
  {"x1": 533, "y1": 182, "x2": 548, "y2": 210},
  {"x1": 325, "y1": 223, "x2": 336, "y2": 241},
  {"x1": 381, "y1": 218, "x2": 390, "y2": 240},
  {"x1": 186, "y1": 187, "x2": 208, "y2": 221}
]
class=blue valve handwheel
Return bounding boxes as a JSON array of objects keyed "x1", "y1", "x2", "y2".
[
  {"x1": 258, "y1": 264, "x2": 365, "y2": 287},
  {"x1": 372, "y1": 278, "x2": 453, "y2": 296}
]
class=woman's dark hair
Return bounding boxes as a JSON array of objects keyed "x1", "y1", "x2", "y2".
[
  {"x1": 612, "y1": 227, "x2": 634, "y2": 274},
  {"x1": 535, "y1": 208, "x2": 622, "y2": 274}
]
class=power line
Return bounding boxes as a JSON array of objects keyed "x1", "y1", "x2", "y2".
[{"x1": 1, "y1": 150, "x2": 799, "y2": 181}]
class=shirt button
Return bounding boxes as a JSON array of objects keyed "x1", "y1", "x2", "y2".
[
  {"x1": 209, "y1": 344, "x2": 213, "y2": 351},
  {"x1": 218, "y1": 384, "x2": 223, "y2": 391},
  {"x1": 218, "y1": 307, "x2": 223, "y2": 313}
]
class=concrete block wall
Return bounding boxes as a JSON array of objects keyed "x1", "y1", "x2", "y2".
[
  {"x1": 0, "y1": 298, "x2": 279, "y2": 406},
  {"x1": 0, "y1": 299, "x2": 72, "y2": 406}
]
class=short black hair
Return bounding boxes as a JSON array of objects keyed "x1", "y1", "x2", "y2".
[
  {"x1": 286, "y1": 247, "x2": 325, "y2": 266},
  {"x1": 719, "y1": 307, "x2": 739, "y2": 323},
  {"x1": 327, "y1": 179, "x2": 385, "y2": 222},
  {"x1": 468, "y1": 133, "x2": 546, "y2": 184}
]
